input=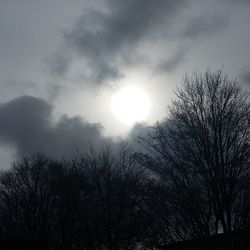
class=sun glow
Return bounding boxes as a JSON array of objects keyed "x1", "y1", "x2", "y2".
[{"x1": 111, "y1": 85, "x2": 151, "y2": 125}]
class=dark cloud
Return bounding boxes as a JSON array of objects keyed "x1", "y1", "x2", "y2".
[
  {"x1": 46, "y1": 51, "x2": 72, "y2": 78},
  {"x1": 0, "y1": 96, "x2": 148, "y2": 165},
  {"x1": 182, "y1": 15, "x2": 228, "y2": 39},
  {"x1": 156, "y1": 49, "x2": 186, "y2": 73},
  {"x1": 49, "y1": 0, "x2": 235, "y2": 83},
  {"x1": 0, "y1": 96, "x2": 109, "y2": 159},
  {"x1": 51, "y1": 0, "x2": 189, "y2": 83},
  {"x1": 0, "y1": 96, "x2": 52, "y2": 150}
]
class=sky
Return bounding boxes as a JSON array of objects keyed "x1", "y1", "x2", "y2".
[{"x1": 0, "y1": 0, "x2": 250, "y2": 168}]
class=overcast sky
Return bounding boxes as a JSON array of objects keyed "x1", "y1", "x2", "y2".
[{"x1": 0, "y1": 0, "x2": 250, "y2": 168}]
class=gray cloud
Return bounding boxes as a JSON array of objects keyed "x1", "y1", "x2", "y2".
[
  {"x1": 226, "y1": 0, "x2": 250, "y2": 5},
  {"x1": 49, "y1": 0, "x2": 235, "y2": 83},
  {"x1": 0, "y1": 96, "x2": 154, "y2": 165},
  {"x1": 240, "y1": 70, "x2": 250, "y2": 86},
  {"x1": 182, "y1": 15, "x2": 228, "y2": 39},
  {"x1": 156, "y1": 49, "x2": 186, "y2": 73},
  {"x1": 0, "y1": 96, "x2": 110, "y2": 159},
  {"x1": 46, "y1": 51, "x2": 73, "y2": 78},
  {"x1": 0, "y1": 96, "x2": 52, "y2": 149},
  {"x1": 51, "y1": 0, "x2": 189, "y2": 83}
]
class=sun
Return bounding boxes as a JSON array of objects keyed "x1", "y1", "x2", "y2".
[{"x1": 111, "y1": 85, "x2": 151, "y2": 125}]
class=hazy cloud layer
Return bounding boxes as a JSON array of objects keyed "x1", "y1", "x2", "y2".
[{"x1": 0, "y1": 0, "x2": 250, "y2": 168}]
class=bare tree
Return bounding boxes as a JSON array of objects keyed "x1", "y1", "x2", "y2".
[
  {"x1": 0, "y1": 154, "x2": 60, "y2": 249},
  {"x1": 76, "y1": 144, "x2": 148, "y2": 250},
  {"x1": 0, "y1": 146, "x2": 150, "y2": 250},
  {"x1": 138, "y1": 70, "x2": 250, "y2": 238}
]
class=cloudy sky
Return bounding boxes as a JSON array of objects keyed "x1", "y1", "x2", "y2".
[{"x1": 0, "y1": 0, "x2": 250, "y2": 168}]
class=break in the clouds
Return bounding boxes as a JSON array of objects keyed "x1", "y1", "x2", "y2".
[{"x1": 0, "y1": 96, "x2": 109, "y2": 159}]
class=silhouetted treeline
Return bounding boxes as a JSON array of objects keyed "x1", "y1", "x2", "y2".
[
  {"x1": 0, "y1": 146, "x2": 152, "y2": 250},
  {"x1": 0, "y1": 70, "x2": 250, "y2": 250},
  {"x1": 159, "y1": 230, "x2": 250, "y2": 250}
]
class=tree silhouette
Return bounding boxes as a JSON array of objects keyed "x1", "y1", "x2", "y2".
[
  {"x1": 0, "y1": 154, "x2": 60, "y2": 249},
  {"x1": 137, "y1": 70, "x2": 250, "y2": 241},
  {"x1": 0, "y1": 146, "x2": 149, "y2": 250},
  {"x1": 75, "y1": 144, "x2": 148, "y2": 249}
]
